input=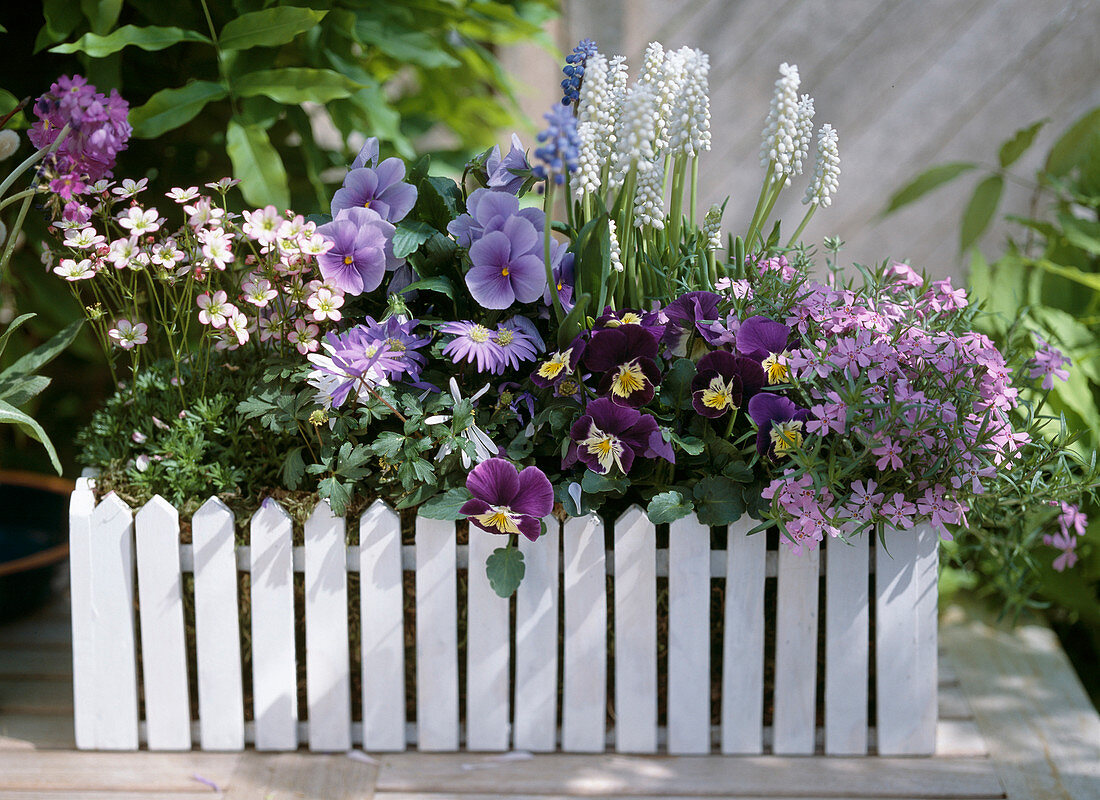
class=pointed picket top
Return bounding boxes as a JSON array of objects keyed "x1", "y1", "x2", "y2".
[
  {"x1": 195, "y1": 495, "x2": 233, "y2": 524},
  {"x1": 615, "y1": 505, "x2": 647, "y2": 529},
  {"x1": 92, "y1": 491, "x2": 133, "y2": 526},
  {"x1": 306, "y1": 497, "x2": 339, "y2": 531},
  {"x1": 136, "y1": 494, "x2": 179, "y2": 527},
  {"x1": 362, "y1": 498, "x2": 399, "y2": 529},
  {"x1": 252, "y1": 496, "x2": 293, "y2": 530},
  {"x1": 70, "y1": 477, "x2": 95, "y2": 515}
]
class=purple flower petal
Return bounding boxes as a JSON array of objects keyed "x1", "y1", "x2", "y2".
[
  {"x1": 466, "y1": 458, "x2": 521, "y2": 506},
  {"x1": 473, "y1": 190, "x2": 520, "y2": 227},
  {"x1": 466, "y1": 262, "x2": 516, "y2": 309},
  {"x1": 351, "y1": 137, "x2": 379, "y2": 170},
  {"x1": 516, "y1": 514, "x2": 542, "y2": 542},
  {"x1": 469, "y1": 230, "x2": 511, "y2": 268},
  {"x1": 512, "y1": 465, "x2": 554, "y2": 517},
  {"x1": 736, "y1": 315, "x2": 791, "y2": 361},
  {"x1": 507, "y1": 254, "x2": 548, "y2": 303},
  {"x1": 373, "y1": 157, "x2": 406, "y2": 190},
  {"x1": 378, "y1": 181, "x2": 417, "y2": 223},
  {"x1": 502, "y1": 215, "x2": 539, "y2": 255}
]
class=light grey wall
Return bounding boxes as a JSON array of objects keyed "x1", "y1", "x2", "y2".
[{"x1": 502, "y1": 0, "x2": 1100, "y2": 278}]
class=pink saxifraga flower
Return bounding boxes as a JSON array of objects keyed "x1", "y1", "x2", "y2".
[
  {"x1": 288, "y1": 319, "x2": 320, "y2": 354},
  {"x1": 197, "y1": 291, "x2": 234, "y2": 328},
  {"x1": 107, "y1": 318, "x2": 148, "y2": 349}
]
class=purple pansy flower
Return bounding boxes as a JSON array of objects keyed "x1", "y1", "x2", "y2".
[
  {"x1": 542, "y1": 241, "x2": 575, "y2": 311},
  {"x1": 532, "y1": 336, "x2": 586, "y2": 388},
  {"x1": 593, "y1": 307, "x2": 666, "y2": 338},
  {"x1": 661, "y1": 291, "x2": 722, "y2": 356},
  {"x1": 486, "y1": 133, "x2": 531, "y2": 194},
  {"x1": 584, "y1": 325, "x2": 661, "y2": 408},
  {"x1": 351, "y1": 137, "x2": 380, "y2": 170},
  {"x1": 461, "y1": 458, "x2": 554, "y2": 542},
  {"x1": 447, "y1": 188, "x2": 545, "y2": 249},
  {"x1": 331, "y1": 159, "x2": 418, "y2": 224},
  {"x1": 564, "y1": 397, "x2": 673, "y2": 475},
  {"x1": 748, "y1": 393, "x2": 810, "y2": 457},
  {"x1": 690, "y1": 351, "x2": 766, "y2": 419},
  {"x1": 465, "y1": 216, "x2": 547, "y2": 309},
  {"x1": 316, "y1": 207, "x2": 402, "y2": 295},
  {"x1": 736, "y1": 315, "x2": 792, "y2": 384}
]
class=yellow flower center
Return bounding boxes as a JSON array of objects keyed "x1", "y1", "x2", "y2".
[
  {"x1": 502, "y1": 266, "x2": 510, "y2": 276},
  {"x1": 610, "y1": 359, "x2": 647, "y2": 398},
  {"x1": 496, "y1": 330, "x2": 514, "y2": 346},
  {"x1": 606, "y1": 312, "x2": 643, "y2": 328},
  {"x1": 537, "y1": 349, "x2": 572, "y2": 380},
  {"x1": 343, "y1": 255, "x2": 354, "y2": 265},
  {"x1": 475, "y1": 505, "x2": 521, "y2": 534},
  {"x1": 469, "y1": 324, "x2": 491, "y2": 343},
  {"x1": 362, "y1": 199, "x2": 372, "y2": 208},
  {"x1": 762, "y1": 351, "x2": 789, "y2": 385},
  {"x1": 386, "y1": 337, "x2": 406, "y2": 352},
  {"x1": 770, "y1": 420, "x2": 804, "y2": 456},
  {"x1": 701, "y1": 375, "x2": 736, "y2": 411},
  {"x1": 580, "y1": 422, "x2": 625, "y2": 473}
]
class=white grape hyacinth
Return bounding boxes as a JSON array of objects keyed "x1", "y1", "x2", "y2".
[
  {"x1": 608, "y1": 218, "x2": 624, "y2": 272},
  {"x1": 610, "y1": 83, "x2": 659, "y2": 189},
  {"x1": 633, "y1": 157, "x2": 666, "y2": 229},
  {"x1": 760, "y1": 62, "x2": 802, "y2": 179},
  {"x1": 667, "y1": 47, "x2": 711, "y2": 158},
  {"x1": 804, "y1": 124, "x2": 841, "y2": 207},
  {"x1": 575, "y1": 52, "x2": 615, "y2": 199},
  {"x1": 703, "y1": 204, "x2": 724, "y2": 252},
  {"x1": 640, "y1": 42, "x2": 687, "y2": 150},
  {"x1": 791, "y1": 94, "x2": 815, "y2": 183}
]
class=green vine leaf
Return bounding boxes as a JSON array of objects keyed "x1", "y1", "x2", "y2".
[
  {"x1": 883, "y1": 162, "x2": 977, "y2": 216},
  {"x1": 218, "y1": 7, "x2": 327, "y2": 52},
  {"x1": 49, "y1": 25, "x2": 211, "y2": 57},
  {"x1": 225, "y1": 119, "x2": 290, "y2": 209},
  {"x1": 233, "y1": 68, "x2": 361, "y2": 105},
  {"x1": 959, "y1": 174, "x2": 1003, "y2": 254},
  {"x1": 485, "y1": 545, "x2": 525, "y2": 598},
  {"x1": 129, "y1": 81, "x2": 228, "y2": 139}
]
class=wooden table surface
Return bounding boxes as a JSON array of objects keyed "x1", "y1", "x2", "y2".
[{"x1": 1, "y1": 595, "x2": 1097, "y2": 799}]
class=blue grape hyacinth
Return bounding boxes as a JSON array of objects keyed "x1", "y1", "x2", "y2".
[
  {"x1": 561, "y1": 38, "x2": 599, "y2": 106},
  {"x1": 532, "y1": 105, "x2": 581, "y2": 186}
]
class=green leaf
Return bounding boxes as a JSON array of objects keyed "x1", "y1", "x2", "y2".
[
  {"x1": 233, "y1": 68, "x2": 361, "y2": 104},
  {"x1": 556, "y1": 292, "x2": 591, "y2": 350},
  {"x1": 318, "y1": 475, "x2": 352, "y2": 516},
  {"x1": 659, "y1": 358, "x2": 697, "y2": 411},
  {"x1": 485, "y1": 546, "x2": 525, "y2": 598},
  {"x1": 668, "y1": 432, "x2": 704, "y2": 456},
  {"x1": 647, "y1": 491, "x2": 694, "y2": 524},
  {"x1": 281, "y1": 446, "x2": 305, "y2": 490},
  {"x1": 218, "y1": 7, "x2": 327, "y2": 51},
  {"x1": 1045, "y1": 107, "x2": 1100, "y2": 177},
  {"x1": 1058, "y1": 213, "x2": 1100, "y2": 256},
  {"x1": 392, "y1": 220, "x2": 437, "y2": 259},
  {"x1": 959, "y1": 175, "x2": 1003, "y2": 253},
  {"x1": 0, "y1": 313, "x2": 35, "y2": 360},
  {"x1": 419, "y1": 487, "x2": 473, "y2": 520},
  {"x1": 0, "y1": 374, "x2": 51, "y2": 406},
  {"x1": 80, "y1": 0, "x2": 122, "y2": 34},
  {"x1": 49, "y1": 25, "x2": 210, "y2": 56},
  {"x1": 693, "y1": 475, "x2": 746, "y2": 526},
  {"x1": 883, "y1": 162, "x2": 977, "y2": 215},
  {"x1": 36, "y1": 0, "x2": 83, "y2": 52},
  {"x1": 399, "y1": 276, "x2": 454, "y2": 299},
  {"x1": 1027, "y1": 259, "x2": 1100, "y2": 293},
  {"x1": 129, "y1": 81, "x2": 228, "y2": 139},
  {"x1": 998, "y1": 119, "x2": 1047, "y2": 168},
  {"x1": 0, "y1": 398, "x2": 62, "y2": 475},
  {"x1": 580, "y1": 470, "x2": 629, "y2": 495},
  {"x1": 355, "y1": 20, "x2": 461, "y2": 69},
  {"x1": 1, "y1": 319, "x2": 82, "y2": 381},
  {"x1": 226, "y1": 119, "x2": 290, "y2": 209}
]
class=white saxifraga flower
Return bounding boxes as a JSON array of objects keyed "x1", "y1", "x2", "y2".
[
  {"x1": 760, "y1": 62, "x2": 802, "y2": 178},
  {"x1": 610, "y1": 83, "x2": 659, "y2": 189},
  {"x1": 804, "y1": 124, "x2": 841, "y2": 207},
  {"x1": 574, "y1": 53, "x2": 615, "y2": 198},
  {"x1": 792, "y1": 94, "x2": 815, "y2": 180},
  {"x1": 668, "y1": 48, "x2": 711, "y2": 157},
  {"x1": 608, "y1": 218, "x2": 624, "y2": 273},
  {"x1": 703, "y1": 204, "x2": 723, "y2": 252},
  {"x1": 118, "y1": 206, "x2": 161, "y2": 234},
  {"x1": 633, "y1": 158, "x2": 665, "y2": 229},
  {"x1": 53, "y1": 258, "x2": 96, "y2": 281}
]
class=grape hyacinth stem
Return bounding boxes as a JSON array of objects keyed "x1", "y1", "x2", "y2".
[{"x1": 543, "y1": 181, "x2": 564, "y2": 323}]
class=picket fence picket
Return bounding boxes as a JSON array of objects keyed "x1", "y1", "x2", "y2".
[{"x1": 68, "y1": 491, "x2": 940, "y2": 756}]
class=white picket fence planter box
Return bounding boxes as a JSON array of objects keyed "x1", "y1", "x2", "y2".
[{"x1": 67, "y1": 477, "x2": 938, "y2": 755}]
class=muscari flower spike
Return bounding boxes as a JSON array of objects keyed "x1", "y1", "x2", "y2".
[
  {"x1": 532, "y1": 105, "x2": 582, "y2": 186},
  {"x1": 804, "y1": 124, "x2": 840, "y2": 208},
  {"x1": 561, "y1": 38, "x2": 599, "y2": 106},
  {"x1": 462, "y1": 458, "x2": 554, "y2": 542}
]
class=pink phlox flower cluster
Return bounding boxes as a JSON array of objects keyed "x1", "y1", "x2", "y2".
[
  {"x1": 1028, "y1": 334, "x2": 1071, "y2": 390},
  {"x1": 884, "y1": 261, "x2": 924, "y2": 289},
  {"x1": 925, "y1": 277, "x2": 968, "y2": 312},
  {"x1": 1045, "y1": 501, "x2": 1087, "y2": 572},
  {"x1": 872, "y1": 437, "x2": 903, "y2": 471},
  {"x1": 748, "y1": 254, "x2": 797, "y2": 282},
  {"x1": 806, "y1": 391, "x2": 846, "y2": 436},
  {"x1": 879, "y1": 493, "x2": 917, "y2": 529},
  {"x1": 845, "y1": 479, "x2": 884, "y2": 522},
  {"x1": 915, "y1": 485, "x2": 963, "y2": 538}
]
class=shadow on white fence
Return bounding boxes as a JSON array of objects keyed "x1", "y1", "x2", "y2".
[{"x1": 67, "y1": 477, "x2": 938, "y2": 755}]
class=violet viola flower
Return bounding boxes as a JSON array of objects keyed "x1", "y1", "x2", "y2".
[
  {"x1": 661, "y1": 291, "x2": 721, "y2": 356},
  {"x1": 690, "y1": 351, "x2": 766, "y2": 419},
  {"x1": 593, "y1": 306, "x2": 666, "y2": 339},
  {"x1": 316, "y1": 207, "x2": 402, "y2": 295},
  {"x1": 447, "y1": 188, "x2": 545, "y2": 249},
  {"x1": 542, "y1": 241, "x2": 575, "y2": 311},
  {"x1": 748, "y1": 393, "x2": 810, "y2": 458},
  {"x1": 486, "y1": 133, "x2": 531, "y2": 195},
  {"x1": 461, "y1": 458, "x2": 554, "y2": 542},
  {"x1": 351, "y1": 137, "x2": 380, "y2": 170},
  {"x1": 465, "y1": 216, "x2": 547, "y2": 309},
  {"x1": 564, "y1": 397, "x2": 673, "y2": 475},
  {"x1": 531, "y1": 337, "x2": 586, "y2": 388},
  {"x1": 584, "y1": 325, "x2": 661, "y2": 408},
  {"x1": 736, "y1": 315, "x2": 792, "y2": 384},
  {"x1": 330, "y1": 158, "x2": 418, "y2": 224}
]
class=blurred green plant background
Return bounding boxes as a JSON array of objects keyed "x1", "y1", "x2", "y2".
[{"x1": 0, "y1": 0, "x2": 556, "y2": 473}]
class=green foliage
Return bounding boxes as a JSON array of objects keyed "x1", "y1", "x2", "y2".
[
  {"x1": 485, "y1": 545, "x2": 525, "y2": 598},
  {"x1": 646, "y1": 490, "x2": 694, "y2": 524}
]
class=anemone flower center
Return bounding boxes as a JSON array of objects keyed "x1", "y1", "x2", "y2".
[
  {"x1": 770, "y1": 420, "x2": 804, "y2": 456},
  {"x1": 538, "y1": 349, "x2": 571, "y2": 380},
  {"x1": 469, "y1": 324, "x2": 492, "y2": 343},
  {"x1": 343, "y1": 255, "x2": 354, "y2": 265},
  {"x1": 386, "y1": 337, "x2": 406, "y2": 352},
  {"x1": 762, "y1": 351, "x2": 789, "y2": 384},
  {"x1": 701, "y1": 375, "x2": 736, "y2": 411},
  {"x1": 475, "y1": 504, "x2": 521, "y2": 534},
  {"x1": 611, "y1": 359, "x2": 647, "y2": 398},
  {"x1": 496, "y1": 330, "x2": 514, "y2": 346},
  {"x1": 580, "y1": 423, "x2": 625, "y2": 473}
]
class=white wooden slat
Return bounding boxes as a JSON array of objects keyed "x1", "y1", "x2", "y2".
[
  {"x1": 612, "y1": 506, "x2": 657, "y2": 754},
  {"x1": 192, "y1": 497, "x2": 244, "y2": 751},
  {"x1": 773, "y1": 543, "x2": 821, "y2": 755},
  {"x1": 465, "y1": 528, "x2": 511, "y2": 751},
  {"x1": 135, "y1": 496, "x2": 191, "y2": 750},
  {"x1": 825, "y1": 534, "x2": 870, "y2": 755},
  {"x1": 359, "y1": 501, "x2": 406, "y2": 752},
  {"x1": 249, "y1": 499, "x2": 298, "y2": 751},
  {"x1": 877, "y1": 524, "x2": 939, "y2": 755},
  {"x1": 721, "y1": 517, "x2": 767, "y2": 754},
  {"x1": 89, "y1": 493, "x2": 139, "y2": 750},
  {"x1": 68, "y1": 479, "x2": 96, "y2": 750},
  {"x1": 415, "y1": 516, "x2": 459, "y2": 751},
  {"x1": 513, "y1": 517, "x2": 559, "y2": 752},
  {"x1": 561, "y1": 514, "x2": 606, "y2": 753},
  {"x1": 667, "y1": 514, "x2": 711, "y2": 755},
  {"x1": 304, "y1": 500, "x2": 351, "y2": 752}
]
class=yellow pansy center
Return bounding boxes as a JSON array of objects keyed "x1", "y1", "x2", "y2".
[
  {"x1": 580, "y1": 423, "x2": 625, "y2": 473},
  {"x1": 701, "y1": 374, "x2": 737, "y2": 411},
  {"x1": 770, "y1": 420, "x2": 804, "y2": 456},
  {"x1": 475, "y1": 505, "x2": 521, "y2": 534},
  {"x1": 502, "y1": 266, "x2": 510, "y2": 276},
  {"x1": 537, "y1": 349, "x2": 572, "y2": 381},
  {"x1": 610, "y1": 359, "x2": 647, "y2": 398},
  {"x1": 606, "y1": 312, "x2": 643, "y2": 328},
  {"x1": 362, "y1": 199, "x2": 371, "y2": 208},
  {"x1": 762, "y1": 351, "x2": 790, "y2": 385},
  {"x1": 468, "y1": 324, "x2": 492, "y2": 343},
  {"x1": 343, "y1": 255, "x2": 354, "y2": 265}
]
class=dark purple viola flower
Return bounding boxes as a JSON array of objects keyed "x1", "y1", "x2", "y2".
[
  {"x1": 351, "y1": 137, "x2": 379, "y2": 170},
  {"x1": 531, "y1": 336, "x2": 586, "y2": 388},
  {"x1": 331, "y1": 159, "x2": 418, "y2": 224},
  {"x1": 461, "y1": 458, "x2": 554, "y2": 542},
  {"x1": 486, "y1": 133, "x2": 531, "y2": 195},
  {"x1": 690, "y1": 351, "x2": 766, "y2": 419},
  {"x1": 593, "y1": 307, "x2": 666, "y2": 339},
  {"x1": 563, "y1": 397, "x2": 672, "y2": 475},
  {"x1": 316, "y1": 207, "x2": 402, "y2": 295},
  {"x1": 584, "y1": 325, "x2": 661, "y2": 408},
  {"x1": 447, "y1": 188, "x2": 545, "y2": 249},
  {"x1": 465, "y1": 216, "x2": 547, "y2": 309},
  {"x1": 736, "y1": 315, "x2": 793, "y2": 384},
  {"x1": 661, "y1": 291, "x2": 722, "y2": 356},
  {"x1": 748, "y1": 393, "x2": 810, "y2": 457}
]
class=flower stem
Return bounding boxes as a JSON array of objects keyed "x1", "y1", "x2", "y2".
[
  {"x1": 786, "y1": 204, "x2": 817, "y2": 249},
  {"x1": 745, "y1": 161, "x2": 776, "y2": 247},
  {"x1": 543, "y1": 181, "x2": 564, "y2": 322}
]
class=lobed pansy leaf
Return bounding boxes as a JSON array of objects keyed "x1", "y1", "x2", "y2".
[
  {"x1": 647, "y1": 491, "x2": 694, "y2": 524},
  {"x1": 485, "y1": 546, "x2": 525, "y2": 598},
  {"x1": 419, "y1": 487, "x2": 473, "y2": 520},
  {"x1": 392, "y1": 220, "x2": 438, "y2": 259},
  {"x1": 693, "y1": 475, "x2": 746, "y2": 526}
]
